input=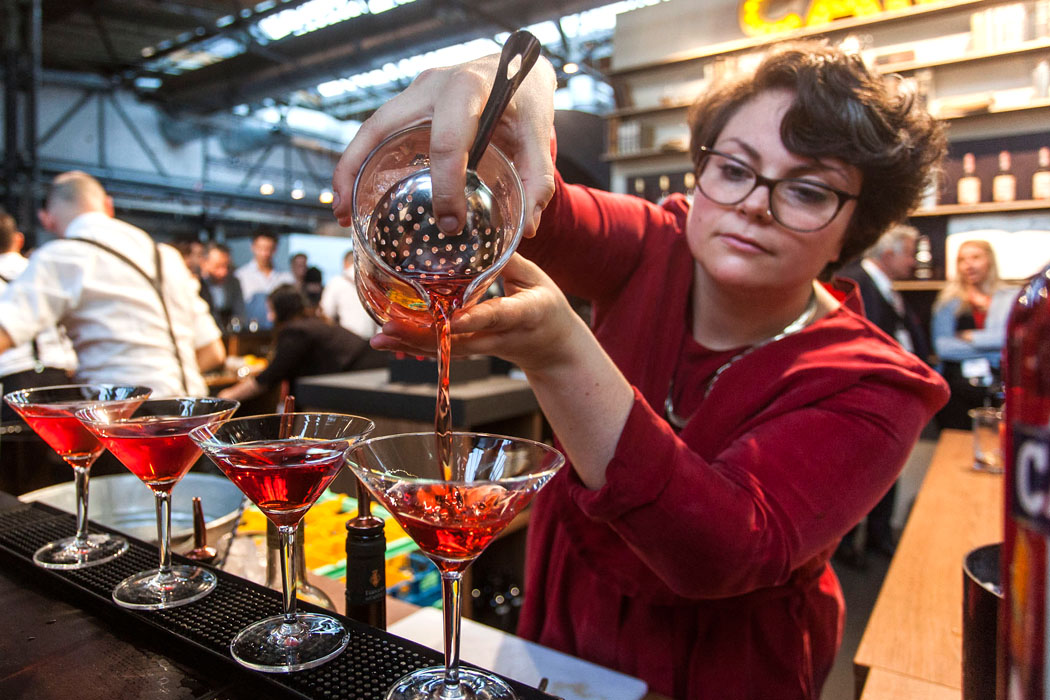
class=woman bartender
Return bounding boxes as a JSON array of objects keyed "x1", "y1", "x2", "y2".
[{"x1": 333, "y1": 40, "x2": 949, "y2": 699}]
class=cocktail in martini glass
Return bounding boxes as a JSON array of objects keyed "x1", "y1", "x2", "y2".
[
  {"x1": 348, "y1": 431, "x2": 564, "y2": 700},
  {"x1": 190, "y1": 411, "x2": 375, "y2": 672},
  {"x1": 76, "y1": 397, "x2": 239, "y2": 610},
  {"x1": 4, "y1": 384, "x2": 151, "y2": 569}
]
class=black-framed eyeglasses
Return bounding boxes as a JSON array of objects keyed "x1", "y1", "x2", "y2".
[{"x1": 695, "y1": 147, "x2": 859, "y2": 232}]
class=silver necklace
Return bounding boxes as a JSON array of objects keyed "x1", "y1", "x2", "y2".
[{"x1": 664, "y1": 290, "x2": 819, "y2": 430}]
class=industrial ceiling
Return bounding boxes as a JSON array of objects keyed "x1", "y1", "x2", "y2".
[{"x1": 35, "y1": 0, "x2": 619, "y2": 121}]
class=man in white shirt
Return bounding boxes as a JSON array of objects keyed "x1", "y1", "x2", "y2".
[
  {"x1": 0, "y1": 171, "x2": 225, "y2": 397},
  {"x1": 0, "y1": 209, "x2": 78, "y2": 420},
  {"x1": 234, "y1": 231, "x2": 294, "y2": 329},
  {"x1": 318, "y1": 249, "x2": 379, "y2": 340}
]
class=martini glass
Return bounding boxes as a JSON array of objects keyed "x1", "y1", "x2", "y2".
[
  {"x1": 348, "y1": 432, "x2": 565, "y2": 700},
  {"x1": 4, "y1": 384, "x2": 152, "y2": 569},
  {"x1": 189, "y1": 412, "x2": 375, "y2": 672},
  {"x1": 76, "y1": 397, "x2": 239, "y2": 610}
]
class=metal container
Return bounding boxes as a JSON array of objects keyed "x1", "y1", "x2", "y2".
[
  {"x1": 20, "y1": 473, "x2": 244, "y2": 554},
  {"x1": 963, "y1": 542, "x2": 1002, "y2": 700}
]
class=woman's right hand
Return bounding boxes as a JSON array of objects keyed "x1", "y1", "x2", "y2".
[{"x1": 331, "y1": 51, "x2": 558, "y2": 239}]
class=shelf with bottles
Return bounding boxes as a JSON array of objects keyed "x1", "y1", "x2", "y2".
[
  {"x1": 608, "y1": 0, "x2": 994, "y2": 80},
  {"x1": 622, "y1": 170, "x2": 696, "y2": 204},
  {"x1": 607, "y1": 38, "x2": 1050, "y2": 123},
  {"x1": 605, "y1": 0, "x2": 1050, "y2": 163},
  {"x1": 920, "y1": 138, "x2": 1050, "y2": 210}
]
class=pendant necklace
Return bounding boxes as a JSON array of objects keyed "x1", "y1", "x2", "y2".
[{"x1": 664, "y1": 289, "x2": 819, "y2": 431}]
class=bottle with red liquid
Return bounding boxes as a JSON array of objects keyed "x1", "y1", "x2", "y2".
[{"x1": 1002, "y1": 264, "x2": 1050, "y2": 698}]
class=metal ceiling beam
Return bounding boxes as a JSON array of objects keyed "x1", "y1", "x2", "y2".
[
  {"x1": 150, "y1": 0, "x2": 615, "y2": 116},
  {"x1": 127, "y1": 0, "x2": 315, "y2": 68}
]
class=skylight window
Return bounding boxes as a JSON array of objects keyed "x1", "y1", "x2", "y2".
[
  {"x1": 315, "y1": 0, "x2": 665, "y2": 103},
  {"x1": 257, "y1": 0, "x2": 416, "y2": 41}
]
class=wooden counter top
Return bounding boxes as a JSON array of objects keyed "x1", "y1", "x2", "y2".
[{"x1": 854, "y1": 429, "x2": 1003, "y2": 699}]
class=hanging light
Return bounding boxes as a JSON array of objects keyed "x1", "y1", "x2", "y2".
[
  {"x1": 259, "y1": 182, "x2": 275, "y2": 195},
  {"x1": 319, "y1": 189, "x2": 334, "y2": 204},
  {"x1": 290, "y1": 181, "x2": 305, "y2": 200}
]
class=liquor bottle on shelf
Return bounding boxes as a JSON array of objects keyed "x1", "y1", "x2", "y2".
[
  {"x1": 957, "y1": 152, "x2": 981, "y2": 205},
  {"x1": 992, "y1": 150, "x2": 1016, "y2": 203},
  {"x1": 1033, "y1": 147, "x2": 1050, "y2": 200},
  {"x1": 345, "y1": 483, "x2": 387, "y2": 629},
  {"x1": 684, "y1": 171, "x2": 696, "y2": 191},
  {"x1": 657, "y1": 175, "x2": 671, "y2": 203},
  {"x1": 913, "y1": 234, "x2": 934, "y2": 280},
  {"x1": 1001, "y1": 263, "x2": 1050, "y2": 699}
]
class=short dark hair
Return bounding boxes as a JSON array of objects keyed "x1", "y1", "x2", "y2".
[
  {"x1": 0, "y1": 208, "x2": 16, "y2": 252},
  {"x1": 252, "y1": 230, "x2": 278, "y2": 245},
  {"x1": 171, "y1": 239, "x2": 201, "y2": 256},
  {"x1": 268, "y1": 284, "x2": 308, "y2": 324},
  {"x1": 687, "y1": 40, "x2": 946, "y2": 277},
  {"x1": 206, "y1": 242, "x2": 231, "y2": 256}
]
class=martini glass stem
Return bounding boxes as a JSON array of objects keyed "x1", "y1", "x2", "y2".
[
  {"x1": 279, "y1": 524, "x2": 300, "y2": 628},
  {"x1": 70, "y1": 463, "x2": 93, "y2": 550},
  {"x1": 440, "y1": 570, "x2": 464, "y2": 698},
  {"x1": 154, "y1": 490, "x2": 174, "y2": 580}
]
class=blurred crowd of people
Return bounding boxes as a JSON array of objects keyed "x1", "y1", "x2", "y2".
[{"x1": 0, "y1": 170, "x2": 381, "y2": 412}]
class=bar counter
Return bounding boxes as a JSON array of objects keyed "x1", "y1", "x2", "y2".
[
  {"x1": 854, "y1": 429, "x2": 1003, "y2": 699},
  {"x1": 0, "y1": 489, "x2": 663, "y2": 700}
]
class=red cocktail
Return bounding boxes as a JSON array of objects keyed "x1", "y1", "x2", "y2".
[
  {"x1": 4, "y1": 385, "x2": 151, "y2": 569},
  {"x1": 77, "y1": 397, "x2": 239, "y2": 610},
  {"x1": 348, "y1": 432, "x2": 564, "y2": 700},
  {"x1": 191, "y1": 412, "x2": 374, "y2": 673},
  {"x1": 211, "y1": 439, "x2": 346, "y2": 528}
]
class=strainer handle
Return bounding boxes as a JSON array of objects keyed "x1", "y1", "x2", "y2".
[{"x1": 466, "y1": 29, "x2": 542, "y2": 170}]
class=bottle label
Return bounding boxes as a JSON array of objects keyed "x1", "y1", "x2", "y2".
[
  {"x1": 958, "y1": 177, "x2": 981, "y2": 205},
  {"x1": 1034, "y1": 171, "x2": 1050, "y2": 200},
  {"x1": 347, "y1": 556, "x2": 387, "y2": 605},
  {"x1": 993, "y1": 174, "x2": 1017, "y2": 203},
  {"x1": 1011, "y1": 423, "x2": 1050, "y2": 532}
]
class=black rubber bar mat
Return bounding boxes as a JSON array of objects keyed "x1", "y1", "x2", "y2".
[{"x1": 0, "y1": 499, "x2": 553, "y2": 700}]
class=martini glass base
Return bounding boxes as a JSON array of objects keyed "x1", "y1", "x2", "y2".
[
  {"x1": 230, "y1": 612, "x2": 349, "y2": 673},
  {"x1": 112, "y1": 565, "x2": 216, "y2": 610},
  {"x1": 33, "y1": 533, "x2": 129, "y2": 570},
  {"x1": 386, "y1": 667, "x2": 517, "y2": 700}
]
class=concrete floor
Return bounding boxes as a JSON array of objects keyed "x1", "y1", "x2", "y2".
[{"x1": 821, "y1": 437, "x2": 939, "y2": 700}]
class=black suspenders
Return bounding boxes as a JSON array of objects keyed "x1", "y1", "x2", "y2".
[{"x1": 66, "y1": 238, "x2": 190, "y2": 395}]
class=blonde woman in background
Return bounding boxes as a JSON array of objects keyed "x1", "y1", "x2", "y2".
[{"x1": 931, "y1": 239, "x2": 1018, "y2": 428}]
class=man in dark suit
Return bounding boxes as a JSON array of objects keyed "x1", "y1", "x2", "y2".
[
  {"x1": 199, "y1": 242, "x2": 246, "y2": 331},
  {"x1": 836, "y1": 224, "x2": 931, "y2": 567}
]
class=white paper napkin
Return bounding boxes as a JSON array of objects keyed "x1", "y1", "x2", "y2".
[{"x1": 388, "y1": 606, "x2": 649, "y2": 700}]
